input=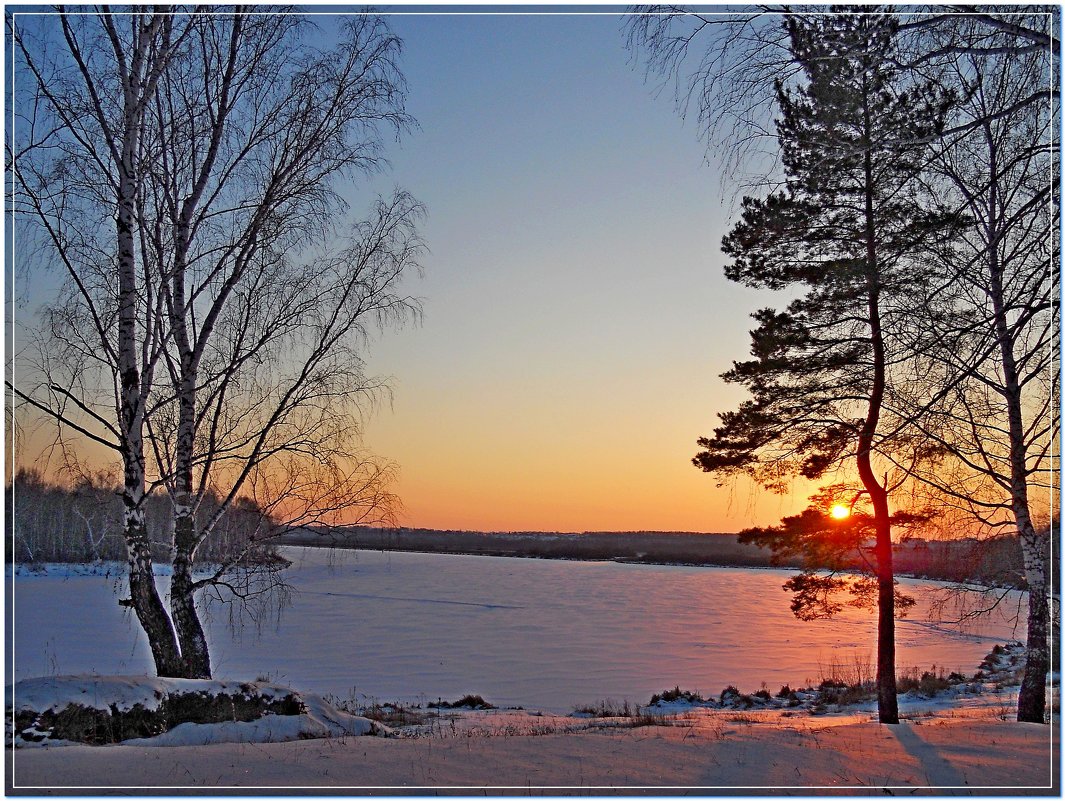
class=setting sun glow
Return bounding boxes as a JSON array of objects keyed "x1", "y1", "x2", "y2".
[{"x1": 830, "y1": 504, "x2": 851, "y2": 520}]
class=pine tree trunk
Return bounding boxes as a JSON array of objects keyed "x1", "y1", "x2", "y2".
[
  {"x1": 860, "y1": 437, "x2": 899, "y2": 725},
  {"x1": 873, "y1": 515, "x2": 899, "y2": 725},
  {"x1": 858, "y1": 66, "x2": 898, "y2": 725}
]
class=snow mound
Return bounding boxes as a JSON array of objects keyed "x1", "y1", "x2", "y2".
[
  {"x1": 978, "y1": 641, "x2": 1026, "y2": 682},
  {"x1": 121, "y1": 693, "x2": 384, "y2": 747},
  {"x1": 7, "y1": 675, "x2": 386, "y2": 748},
  {"x1": 8, "y1": 675, "x2": 292, "y2": 714}
]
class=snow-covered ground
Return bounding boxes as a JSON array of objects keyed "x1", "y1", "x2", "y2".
[
  {"x1": 8, "y1": 547, "x2": 1028, "y2": 713},
  {"x1": 7, "y1": 697, "x2": 1056, "y2": 793}
]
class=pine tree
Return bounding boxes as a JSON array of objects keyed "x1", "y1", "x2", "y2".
[{"x1": 694, "y1": 11, "x2": 958, "y2": 724}]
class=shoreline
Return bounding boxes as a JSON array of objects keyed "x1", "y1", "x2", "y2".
[
  {"x1": 10, "y1": 551, "x2": 1028, "y2": 717},
  {"x1": 6, "y1": 530, "x2": 1029, "y2": 591},
  {"x1": 7, "y1": 679, "x2": 1057, "y2": 795},
  {"x1": 276, "y1": 527, "x2": 1028, "y2": 589},
  {"x1": 276, "y1": 538, "x2": 1024, "y2": 593}
]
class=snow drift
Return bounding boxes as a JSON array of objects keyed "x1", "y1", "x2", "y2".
[{"x1": 6, "y1": 675, "x2": 386, "y2": 747}]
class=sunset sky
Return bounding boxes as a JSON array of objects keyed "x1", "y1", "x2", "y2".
[
  {"x1": 344, "y1": 11, "x2": 811, "y2": 532},
  {"x1": 12, "y1": 9, "x2": 815, "y2": 534}
]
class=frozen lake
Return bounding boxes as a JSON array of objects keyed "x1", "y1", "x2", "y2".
[{"x1": 8, "y1": 547, "x2": 1026, "y2": 712}]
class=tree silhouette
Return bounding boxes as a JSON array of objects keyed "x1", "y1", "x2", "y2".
[
  {"x1": 693, "y1": 12, "x2": 958, "y2": 724},
  {"x1": 630, "y1": 4, "x2": 1059, "y2": 726},
  {"x1": 626, "y1": 6, "x2": 1058, "y2": 185}
]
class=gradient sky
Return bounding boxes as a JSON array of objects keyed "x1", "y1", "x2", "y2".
[
  {"x1": 338, "y1": 10, "x2": 812, "y2": 532},
  {"x1": 11, "y1": 7, "x2": 815, "y2": 533}
]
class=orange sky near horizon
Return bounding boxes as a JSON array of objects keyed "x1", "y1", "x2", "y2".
[
  {"x1": 13, "y1": 413, "x2": 815, "y2": 535},
  {"x1": 355, "y1": 321, "x2": 817, "y2": 533}
]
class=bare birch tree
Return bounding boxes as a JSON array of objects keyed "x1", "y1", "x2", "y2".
[
  {"x1": 133, "y1": 9, "x2": 420, "y2": 678},
  {"x1": 626, "y1": 6, "x2": 1058, "y2": 181},
  {"x1": 10, "y1": 7, "x2": 422, "y2": 678},
  {"x1": 11, "y1": 7, "x2": 196, "y2": 675},
  {"x1": 894, "y1": 14, "x2": 1058, "y2": 722},
  {"x1": 626, "y1": 6, "x2": 794, "y2": 187}
]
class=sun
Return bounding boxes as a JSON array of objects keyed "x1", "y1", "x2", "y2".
[{"x1": 830, "y1": 504, "x2": 851, "y2": 520}]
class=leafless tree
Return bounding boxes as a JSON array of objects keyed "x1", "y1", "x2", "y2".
[
  {"x1": 11, "y1": 7, "x2": 198, "y2": 675},
  {"x1": 626, "y1": 6, "x2": 1058, "y2": 185},
  {"x1": 10, "y1": 7, "x2": 423, "y2": 678},
  {"x1": 891, "y1": 14, "x2": 1057, "y2": 722},
  {"x1": 626, "y1": 6, "x2": 794, "y2": 189},
  {"x1": 134, "y1": 10, "x2": 420, "y2": 678}
]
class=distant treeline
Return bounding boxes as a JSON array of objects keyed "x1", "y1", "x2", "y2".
[
  {"x1": 7, "y1": 473, "x2": 1045, "y2": 590},
  {"x1": 280, "y1": 525, "x2": 1040, "y2": 589},
  {"x1": 6, "y1": 470, "x2": 281, "y2": 565},
  {"x1": 282, "y1": 527, "x2": 772, "y2": 567}
]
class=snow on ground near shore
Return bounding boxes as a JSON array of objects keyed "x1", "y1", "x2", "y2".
[
  {"x1": 7, "y1": 676, "x2": 380, "y2": 749},
  {"x1": 9, "y1": 675, "x2": 293, "y2": 714},
  {"x1": 119, "y1": 696, "x2": 378, "y2": 748},
  {"x1": 7, "y1": 699, "x2": 1056, "y2": 793},
  {"x1": 4, "y1": 673, "x2": 1058, "y2": 793}
]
